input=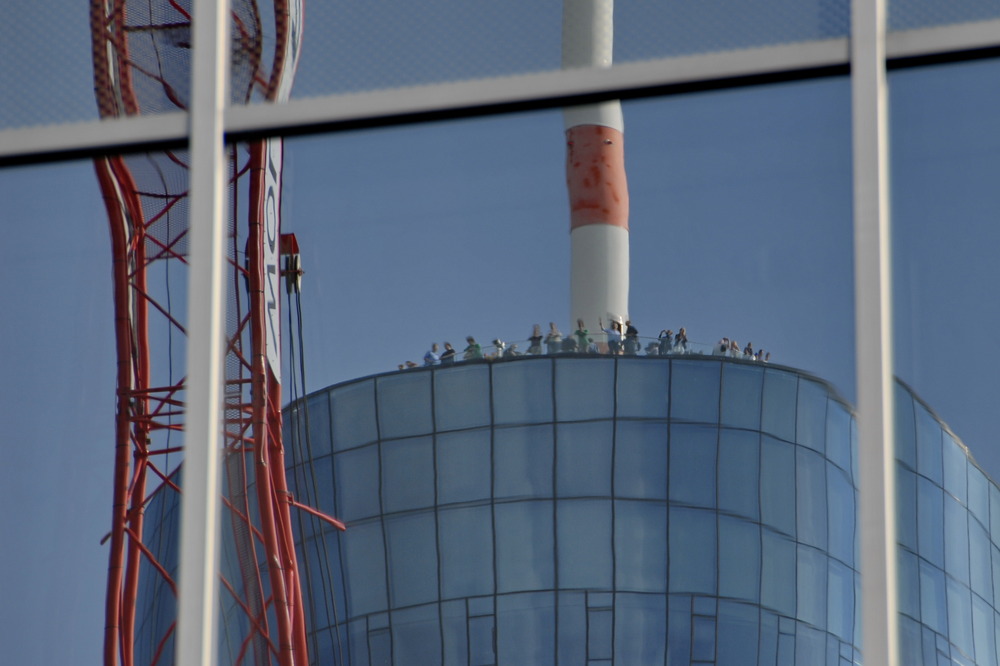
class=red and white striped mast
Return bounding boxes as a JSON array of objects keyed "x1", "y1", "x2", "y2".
[{"x1": 563, "y1": 0, "x2": 630, "y2": 331}]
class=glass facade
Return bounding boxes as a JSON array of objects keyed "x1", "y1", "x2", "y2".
[{"x1": 283, "y1": 356, "x2": 863, "y2": 665}]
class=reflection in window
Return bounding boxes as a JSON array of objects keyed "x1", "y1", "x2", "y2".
[
  {"x1": 439, "y1": 505, "x2": 494, "y2": 599},
  {"x1": 946, "y1": 576, "x2": 974, "y2": 658},
  {"x1": 973, "y1": 593, "x2": 997, "y2": 666},
  {"x1": 614, "y1": 593, "x2": 666, "y2": 663},
  {"x1": 969, "y1": 519, "x2": 991, "y2": 602},
  {"x1": 557, "y1": 421, "x2": 612, "y2": 497},
  {"x1": 762, "y1": 530, "x2": 796, "y2": 617},
  {"x1": 341, "y1": 521, "x2": 388, "y2": 617},
  {"x1": 377, "y1": 371, "x2": 433, "y2": 439},
  {"x1": 557, "y1": 500, "x2": 612, "y2": 590},
  {"x1": 587, "y1": 607, "x2": 613, "y2": 660},
  {"x1": 762, "y1": 370, "x2": 797, "y2": 442},
  {"x1": 494, "y1": 425, "x2": 554, "y2": 499},
  {"x1": 670, "y1": 507, "x2": 717, "y2": 595},
  {"x1": 796, "y1": 546, "x2": 827, "y2": 629},
  {"x1": 827, "y1": 463, "x2": 855, "y2": 566},
  {"x1": 894, "y1": 382, "x2": 917, "y2": 469},
  {"x1": 795, "y1": 380, "x2": 827, "y2": 453},
  {"x1": 827, "y1": 558, "x2": 854, "y2": 643},
  {"x1": 717, "y1": 601, "x2": 759, "y2": 666},
  {"x1": 495, "y1": 501, "x2": 554, "y2": 593},
  {"x1": 440, "y1": 599, "x2": 467, "y2": 664},
  {"x1": 669, "y1": 424, "x2": 717, "y2": 508},
  {"x1": 493, "y1": 361, "x2": 553, "y2": 425},
  {"x1": 437, "y1": 428, "x2": 491, "y2": 504},
  {"x1": 692, "y1": 614, "x2": 717, "y2": 661},
  {"x1": 968, "y1": 464, "x2": 990, "y2": 530},
  {"x1": 919, "y1": 558, "x2": 948, "y2": 636},
  {"x1": 614, "y1": 500, "x2": 667, "y2": 592},
  {"x1": 334, "y1": 445, "x2": 380, "y2": 521},
  {"x1": 796, "y1": 448, "x2": 828, "y2": 550},
  {"x1": 382, "y1": 436, "x2": 434, "y2": 513},
  {"x1": 917, "y1": 475, "x2": 945, "y2": 568},
  {"x1": 896, "y1": 465, "x2": 918, "y2": 553},
  {"x1": 944, "y1": 495, "x2": 970, "y2": 585},
  {"x1": 826, "y1": 400, "x2": 853, "y2": 476},
  {"x1": 497, "y1": 593, "x2": 555, "y2": 664},
  {"x1": 434, "y1": 363, "x2": 491, "y2": 431},
  {"x1": 943, "y1": 433, "x2": 968, "y2": 505},
  {"x1": 718, "y1": 429, "x2": 759, "y2": 521},
  {"x1": 915, "y1": 403, "x2": 944, "y2": 483},
  {"x1": 331, "y1": 379, "x2": 377, "y2": 450},
  {"x1": 385, "y1": 512, "x2": 438, "y2": 607},
  {"x1": 392, "y1": 604, "x2": 442, "y2": 664},
  {"x1": 616, "y1": 358, "x2": 669, "y2": 419},
  {"x1": 719, "y1": 515, "x2": 760, "y2": 602},
  {"x1": 670, "y1": 360, "x2": 721, "y2": 424},
  {"x1": 614, "y1": 422, "x2": 668, "y2": 500},
  {"x1": 761, "y1": 436, "x2": 796, "y2": 537},
  {"x1": 555, "y1": 358, "x2": 614, "y2": 421},
  {"x1": 720, "y1": 363, "x2": 763, "y2": 430}
]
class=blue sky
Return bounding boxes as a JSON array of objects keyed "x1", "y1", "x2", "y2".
[{"x1": 2, "y1": 4, "x2": 1000, "y2": 663}]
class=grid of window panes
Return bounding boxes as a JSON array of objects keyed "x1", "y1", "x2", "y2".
[
  {"x1": 283, "y1": 356, "x2": 861, "y2": 665},
  {"x1": 894, "y1": 381, "x2": 1000, "y2": 666}
]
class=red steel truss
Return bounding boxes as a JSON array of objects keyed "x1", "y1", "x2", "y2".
[{"x1": 90, "y1": 1, "x2": 341, "y2": 664}]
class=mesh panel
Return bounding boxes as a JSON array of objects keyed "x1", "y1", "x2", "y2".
[{"x1": 889, "y1": 0, "x2": 1000, "y2": 31}]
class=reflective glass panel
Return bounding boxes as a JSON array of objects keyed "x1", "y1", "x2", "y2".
[
  {"x1": 761, "y1": 530, "x2": 797, "y2": 617},
  {"x1": 392, "y1": 604, "x2": 442, "y2": 664},
  {"x1": 557, "y1": 421, "x2": 612, "y2": 497},
  {"x1": 719, "y1": 515, "x2": 761, "y2": 602},
  {"x1": 335, "y1": 445, "x2": 381, "y2": 521},
  {"x1": 615, "y1": 593, "x2": 667, "y2": 664},
  {"x1": 434, "y1": 363, "x2": 491, "y2": 431},
  {"x1": 382, "y1": 436, "x2": 434, "y2": 513},
  {"x1": 670, "y1": 507, "x2": 717, "y2": 595},
  {"x1": 761, "y1": 436, "x2": 797, "y2": 537},
  {"x1": 795, "y1": 379, "x2": 828, "y2": 453},
  {"x1": 614, "y1": 500, "x2": 667, "y2": 592},
  {"x1": 496, "y1": 593, "x2": 555, "y2": 663},
  {"x1": 614, "y1": 422, "x2": 668, "y2": 500},
  {"x1": 761, "y1": 370, "x2": 797, "y2": 443},
  {"x1": 554, "y1": 358, "x2": 614, "y2": 421},
  {"x1": 717, "y1": 601, "x2": 760, "y2": 666},
  {"x1": 944, "y1": 494, "x2": 971, "y2": 585},
  {"x1": 669, "y1": 424, "x2": 718, "y2": 508},
  {"x1": 796, "y1": 447, "x2": 828, "y2": 550},
  {"x1": 494, "y1": 425, "x2": 554, "y2": 499},
  {"x1": 616, "y1": 358, "x2": 670, "y2": 419},
  {"x1": 557, "y1": 500, "x2": 612, "y2": 590},
  {"x1": 377, "y1": 371, "x2": 434, "y2": 439},
  {"x1": 796, "y1": 546, "x2": 827, "y2": 629},
  {"x1": 495, "y1": 501, "x2": 554, "y2": 593},
  {"x1": 720, "y1": 363, "x2": 763, "y2": 430},
  {"x1": 331, "y1": 379, "x2": 378, "y2": 451},
  {"x1": 826, "y1": 462, "x2": 855, "y2": 566},
  {"x1": 438, "y1": 505, "x2": 494, "y2": 599},
  {"x1": 436, "y1": 428, "x2": 492, "y2": 505},
  {"x1": 342, "y1": 521, "x2": 388, "y2": 616},
  {"x1": 917, "y1": 475, "x2": 945, "y2": 568},
  {"x1": 385, "y1": 512, "x2": 438, "y2": 608},
  {"x1": 670, "y1": 360, "x2": 721, "y2": 424},
  {"x1": 493, "y1": 361, "x2": 554, "y2": 425},
  {"x1": 943, "y1": 433, "x2": 969, "y2": 505},
  {"x1": 718, "y1": 428, "x2": 760, "y2": 521}
]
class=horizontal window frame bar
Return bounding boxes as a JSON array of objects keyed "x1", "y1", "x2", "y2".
[{"x1": 1, "y1": 18, "x2": 997, "y2": 166}]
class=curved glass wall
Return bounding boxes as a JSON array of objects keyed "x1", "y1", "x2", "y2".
[
  {"x1": 283, "y1": 355, "x2": 861, "y2": 665},
  {"x1": 894, "y1": 381, "x2": 1000, "y2": 665}
]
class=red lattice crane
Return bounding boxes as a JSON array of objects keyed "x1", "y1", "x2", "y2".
[{"x1": 90, "y1": 1, "x2": 341, "y2": 664}]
